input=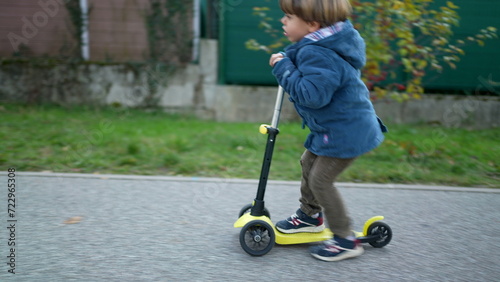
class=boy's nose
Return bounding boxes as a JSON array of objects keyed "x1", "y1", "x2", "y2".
[{"x1": 280, "y1": 16, "x2": 286, "y2": 24}]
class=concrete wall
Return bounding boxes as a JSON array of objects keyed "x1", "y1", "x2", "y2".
[
  {"x1": 373, "y1": 95, "x2": 499, "y2": 129},
  {"x1": 0, "y1": 39, "x2": 498, "y2": 129}
]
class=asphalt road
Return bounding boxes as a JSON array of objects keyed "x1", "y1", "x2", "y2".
[{"x1": 1, "y1": 172, "x2": 499, "y2": 281}]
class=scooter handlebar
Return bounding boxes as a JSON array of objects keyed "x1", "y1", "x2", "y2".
[
  {"x1": 259, "y1": 124, "x2": 269, "y2": 134},
  {"x1": 259, "y1": 86, "x2": 285, "y2": 135}
]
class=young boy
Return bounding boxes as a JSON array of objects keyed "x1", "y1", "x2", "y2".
[{"x1": 269, "y1": 0, "x2": 387, "y2": 262}]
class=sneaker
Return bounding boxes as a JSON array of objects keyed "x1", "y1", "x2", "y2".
[
  {"x1": 310, "y1": 235, "x2": 364, "y2": 262},
  {"x1": 275, "y1": 209, "x2": 325, "y2": 234}
]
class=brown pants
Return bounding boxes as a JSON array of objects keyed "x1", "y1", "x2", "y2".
[{"x1": 299, "y1": 149, "x2": 356, "y2": 238}]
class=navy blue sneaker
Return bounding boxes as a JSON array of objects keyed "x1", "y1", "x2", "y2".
[
  {"x1": 275, "y1": 209, "x2": 325, "y2": 233},
  {"x1": 310, "y1": 235, "x2": 364, "y2": 262}
]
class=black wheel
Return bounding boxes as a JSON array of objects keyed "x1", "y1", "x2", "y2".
[
  {"x1": 238, "y1": 203, "x2": 271, "y2": 219},
  {"x1": 239, "y1": 220, "x2": 275, "y2": 256},
  {"x1": 367, "y1": 221, "x2": 392, "y2": 248}
]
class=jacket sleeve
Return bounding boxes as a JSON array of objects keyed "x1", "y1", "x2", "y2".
[{"x1": 272, "y1": 46, "x2": 341, "y2": 109}]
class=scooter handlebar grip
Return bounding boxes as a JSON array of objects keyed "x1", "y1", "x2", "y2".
[{"x1": 259, "y1": 124, "x2": 269, "y2": 134}]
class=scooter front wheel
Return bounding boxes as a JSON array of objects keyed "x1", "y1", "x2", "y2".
[
  {"x1": 238, "y1": 203, "x2": 271, "y2": 219},
  {"x1": 239, "y1": 220, "x2": 275, "y2": 256},
  {"x1": 367, "y1": 221, "x2": 392, "y2": 248}
]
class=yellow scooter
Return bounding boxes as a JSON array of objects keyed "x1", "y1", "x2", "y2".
[{"x1": 234, "y1": 87, "x2": 392, "y2": 256}]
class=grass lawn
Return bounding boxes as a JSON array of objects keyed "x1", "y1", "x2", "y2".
[{"x1": 1, "y1": 103, "x2": 499, "y2": 188}]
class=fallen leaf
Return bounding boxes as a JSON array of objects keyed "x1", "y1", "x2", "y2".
[{"x1": 63, "y1": 216, "x2": 83, "y2": 224}]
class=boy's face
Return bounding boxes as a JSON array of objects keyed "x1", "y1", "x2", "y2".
[{"x1": 280, "y1": 14, "x2": 320, "y2": 42}]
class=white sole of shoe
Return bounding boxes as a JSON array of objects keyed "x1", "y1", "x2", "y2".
[
  {"x1": 276, "y1": 224, "x2": 326, "y2": 234},
  {"x1": 311, "y1": 246, "x2": 364, "y2": 262}
]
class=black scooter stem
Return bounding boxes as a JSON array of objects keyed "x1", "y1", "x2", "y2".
[{"x1": 251, "y1": 87, "x2": 285, "y2": 217}]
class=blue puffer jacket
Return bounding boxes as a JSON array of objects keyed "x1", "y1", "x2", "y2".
[{"x1": 272, "y1": 20, "x2": 387, "y2": 158}]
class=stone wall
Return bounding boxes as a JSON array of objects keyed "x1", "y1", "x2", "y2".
[{"x1": 373, "y1": 95, "x2": 499, "y2": 129}]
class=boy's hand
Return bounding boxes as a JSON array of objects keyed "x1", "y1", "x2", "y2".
[{"x1": 269, "y1": 53, "x2": 284, "y2": 67}]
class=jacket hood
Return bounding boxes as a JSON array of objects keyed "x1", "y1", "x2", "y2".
[{"x1": 287, "y1": 20, "x2": 366, "y2": 70}]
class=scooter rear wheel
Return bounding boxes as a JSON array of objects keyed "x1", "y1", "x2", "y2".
[
  {"x1": 367, "y1": 221, "x2": 392, "y2": 248},
  {"x1": 239, "y1": 220, "x2": 275, "y2": 256},
  {"x1": 238, "y1": 203, "x2": 271, "y2": 219}
]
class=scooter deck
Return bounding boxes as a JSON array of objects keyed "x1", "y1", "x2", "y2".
[
  {"x1": 234, "y1": 213, "x2": 369, "y2": 245},
  {"x1": 275, "y1": 228, "x2": 333, "y2": 245}
]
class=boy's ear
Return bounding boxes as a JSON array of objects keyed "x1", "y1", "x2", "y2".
[{"x1": 307, "y1": 21, "x2": 321, "y2": 32}]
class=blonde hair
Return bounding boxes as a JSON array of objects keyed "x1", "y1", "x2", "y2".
[{"x1": 279, "y1": 0, "x2": 352, "y2": 27}]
